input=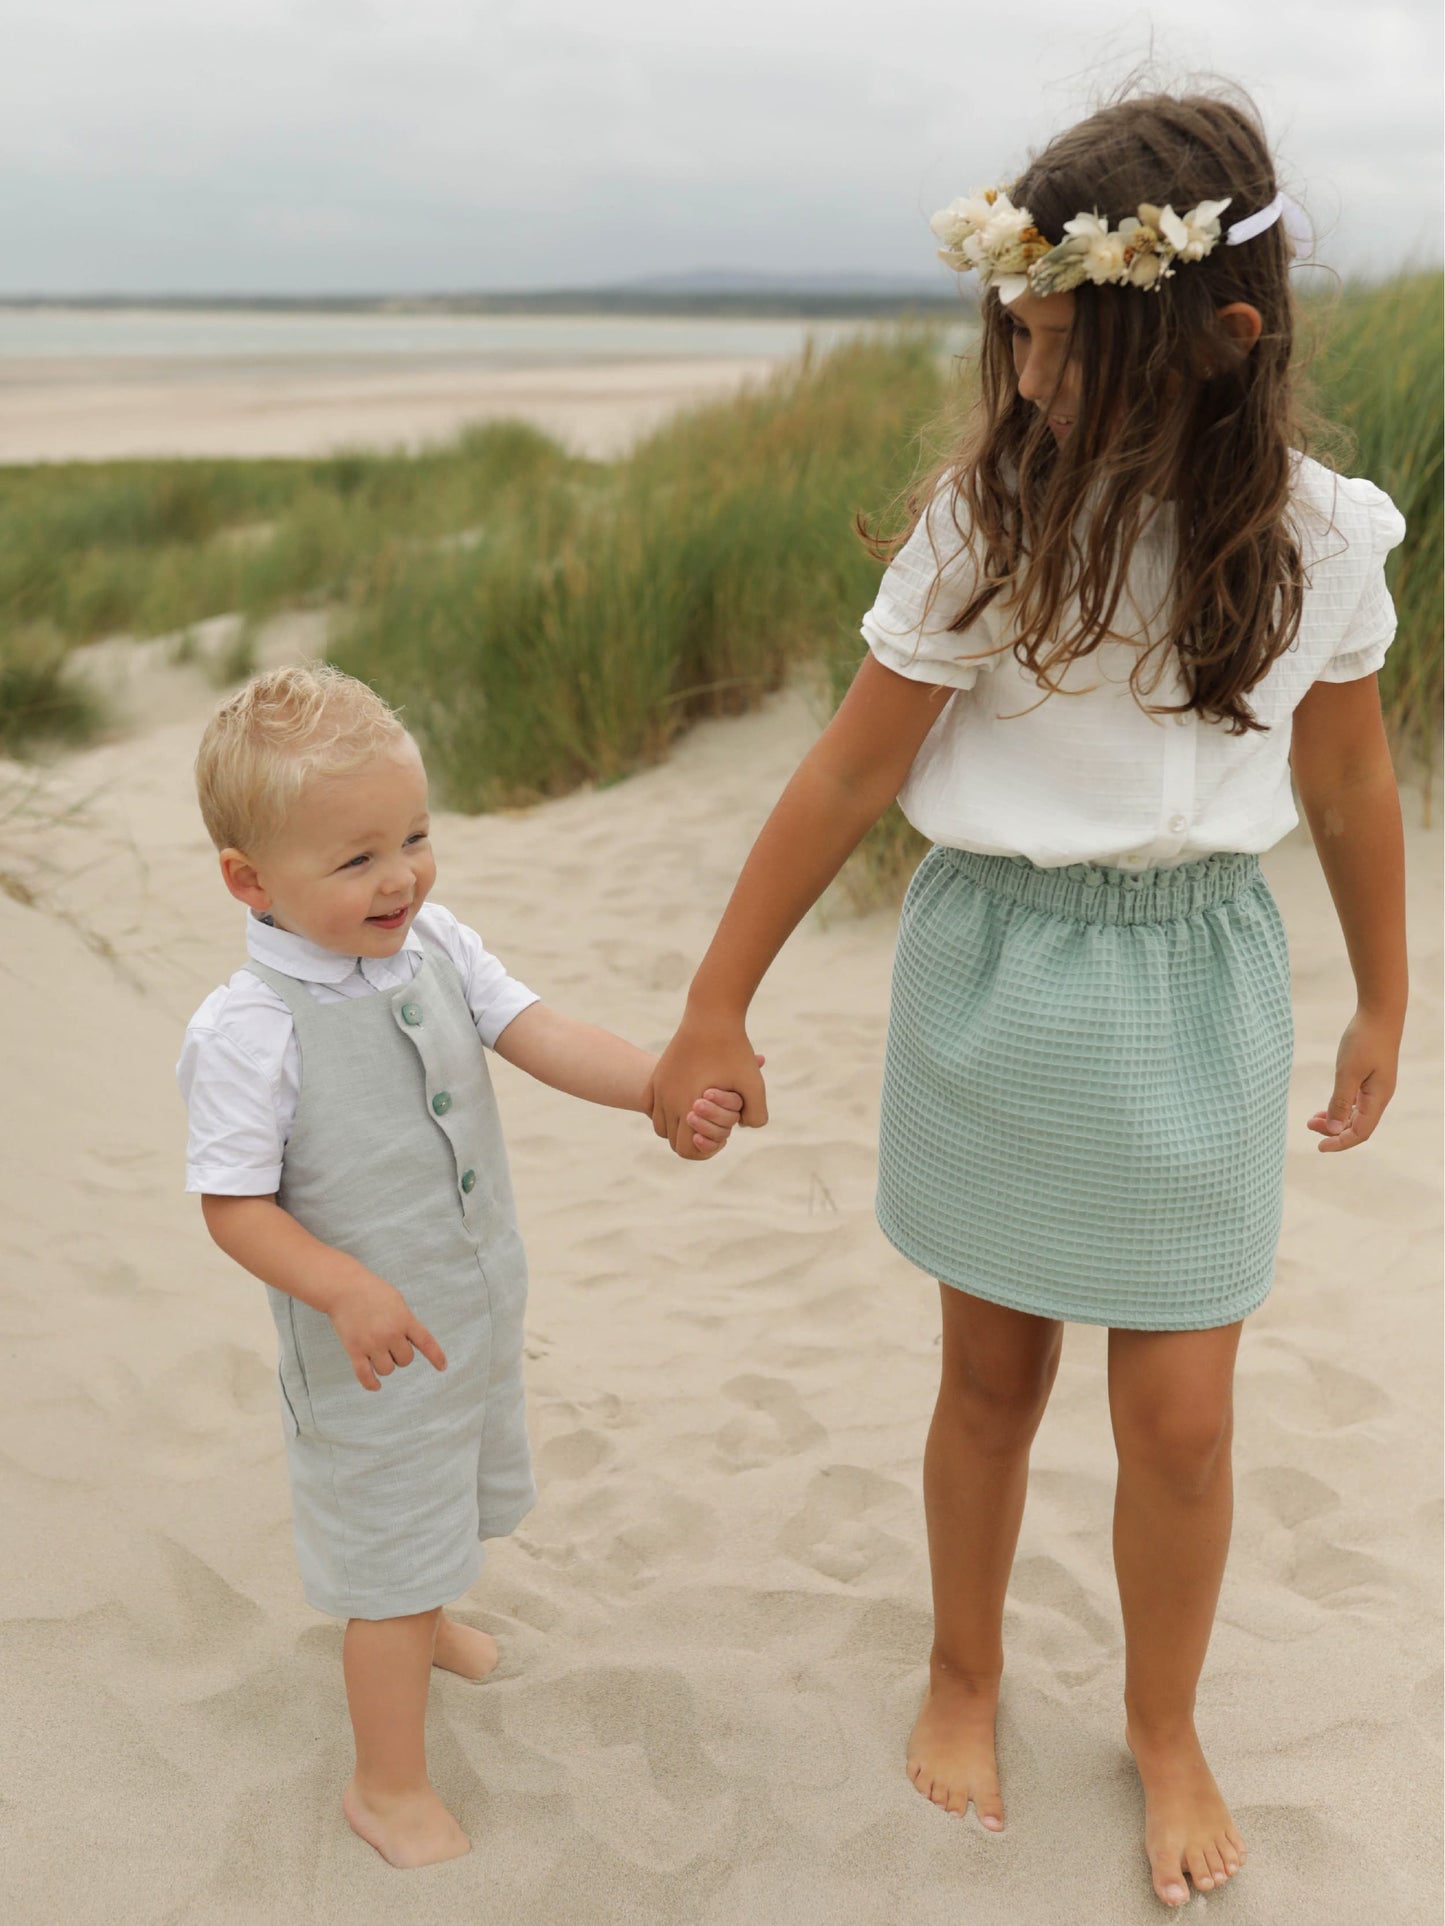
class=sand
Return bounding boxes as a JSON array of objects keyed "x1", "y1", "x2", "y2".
[
  {"x1": 0, "y1": 352, "x2": 795, "y2": 464},
  {"x1": 0, "y1": 622, "x2": 1440, "y2": 1924}
]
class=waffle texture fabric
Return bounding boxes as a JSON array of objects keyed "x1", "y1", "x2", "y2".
[
  {"x1": 876, "y1": 847, "x2": 1293, "y2": 1330},
  {"x1": 246, "y1": 951, "x2": 534, "y2": 1620}
]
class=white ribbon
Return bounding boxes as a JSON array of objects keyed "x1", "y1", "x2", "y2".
[{"x1": 1225, "y1": 191, "x2": 1312, "y2": 249}]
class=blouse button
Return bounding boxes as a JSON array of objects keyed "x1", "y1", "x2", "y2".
[
  {"x1": 1174, "y1": 711, "x2": 1192, "y2": 726},
  {"x1": 460, "y1": 1168, "x2": 477, "y2": 1193},
  {"x1": 400, "y1": 1002, "x2": 422, "y2": 1026},
  {"x1": 432, "y1": 1091, "x2": 453, "y2": 1116},
  {"x1": 1168, "y1": 813, "x2": 1188, "y2": 835}
]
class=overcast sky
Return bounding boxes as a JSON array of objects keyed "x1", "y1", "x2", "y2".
[{"x1": 4, "y1": 0, "x2": 1440, "y2": 294}]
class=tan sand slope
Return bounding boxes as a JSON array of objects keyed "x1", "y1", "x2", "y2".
[
  {"x1": 0, "y1": 353, "x2": 792, "y2": 464},
  {"x1": 0, "y1": 651, "x2": 1439, "y2": 1924}
]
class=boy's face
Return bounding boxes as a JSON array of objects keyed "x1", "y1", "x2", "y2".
[{"x1": 223, "y1": 741, "x2": 437, "y2": 958}]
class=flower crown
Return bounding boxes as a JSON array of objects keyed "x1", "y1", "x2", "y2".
[{"x1": 929, "y1": 186, "x2": 1283, "y2": 304}]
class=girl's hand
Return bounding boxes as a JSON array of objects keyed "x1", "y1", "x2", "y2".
[
  {"x1": 328, "y1": 1267, "x2": 448, "y2": 1390},
  {"x1": 1307, "y1": 1006, "x2": 1401, "y2": 1151},
  {"x1": 646, "y1": 1015, "x2": 768, "y2": 1159}
]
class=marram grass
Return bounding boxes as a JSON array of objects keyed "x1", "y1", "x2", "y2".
[{"x1": 0, "y1": 280, "x2": 1437, "y2": 890}]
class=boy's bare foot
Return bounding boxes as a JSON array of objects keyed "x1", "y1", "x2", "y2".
[
  {"x1": 1124, "y1": 1718, "x2": 1247, "y2": 1908},
  {"x1": 431, "y1": 1613, "x2": 499, "y2": 1681},
  {"x1": 906, "y1": 1664, "x2": 1006, "y2": 1830},
  {"x1": 343, "y1": 1777, "x2": 471, "y2": 1869}
]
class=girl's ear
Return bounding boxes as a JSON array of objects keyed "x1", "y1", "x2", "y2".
[
  {"x1": 219, "y1": 848, "x2": 272, "y2": 916},
  {"x1": 1215, "y1": 302, "x2": 1264, "y2": 357}
]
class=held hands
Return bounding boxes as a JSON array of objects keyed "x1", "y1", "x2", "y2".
[
  {"x1": 646, "y1": 1011, "x2": 769, "y2": 1160},
  {"x1": 329, "y1": 1266, "x2": 448, "y2": 1391},
  {"x1": 1308, "y1": 1005, "x2": 1401, "y2": 1152}
]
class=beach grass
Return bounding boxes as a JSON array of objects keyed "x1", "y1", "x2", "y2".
[{"x1": 1, "y1": 276, "x2": 1438, "y2": 860}]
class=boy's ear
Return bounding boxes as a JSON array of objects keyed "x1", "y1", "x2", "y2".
[{"x1": 219, "y1": 848, "x2": 272, "y2": 916}]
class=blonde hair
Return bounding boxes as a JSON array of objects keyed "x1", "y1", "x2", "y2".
[{"x1": 195, "y1": 663, "x2": 410, "y2": 852}]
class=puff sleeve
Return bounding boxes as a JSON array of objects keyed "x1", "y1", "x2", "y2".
[
  {"x1": 861, "y1": 480, "x2": 1007, "y2": 692},
  {"x1": 1317, "y1": 477, "x2": 1408, "y2": 684}
]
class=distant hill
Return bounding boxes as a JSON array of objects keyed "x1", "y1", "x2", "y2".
[{"x1": 0, "y1": 272, "x2": 969, "y2": 320}]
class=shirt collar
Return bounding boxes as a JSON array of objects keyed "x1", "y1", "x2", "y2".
[{"x1": 244, "y1": 911, "x2": 423, "y2": 987}]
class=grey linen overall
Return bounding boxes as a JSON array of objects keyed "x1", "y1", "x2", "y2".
[{"x1": 246, "y1": 950, "x2": 534, "y2": 1620}]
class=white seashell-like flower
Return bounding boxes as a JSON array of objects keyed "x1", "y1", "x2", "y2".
[
  {"x1": 1158, "y1": 197, "x2": 1232, "y2": 262},
  {"x1": 981, "y1": 198, "x2": 1035, "y2": 253},
  {"x1": 929, "y1": 191, "x2": 998, "y2": 248},
  {"x1": 1083, "y1": 231, "x2": 1129, "y2": 284}
]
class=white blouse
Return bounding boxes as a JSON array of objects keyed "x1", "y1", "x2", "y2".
[
  {"x1": 861, "y1": 454, "x2": 1406, "y2": 870},
  {"x1": 177, "y1": 902, "x2": 538, "y2": 1195}
]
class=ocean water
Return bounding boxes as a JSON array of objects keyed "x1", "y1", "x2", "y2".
[{"x1": 0, "y1": 307, "x2": 941, "y2": 366}]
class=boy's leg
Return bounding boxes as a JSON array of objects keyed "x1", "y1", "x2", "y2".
[
  {"x1": 342, "y1": 1606, "x2": 471, "y2": 1868},
  {"x1": 432, "y1": 1611, "x2": 500, "y2": 1681},
  {"x1": 1108, "y1": 1320, "x2": 1249, "y2": 1909},
  {"x1": 908, "y1": 1285, "x2": 1063, "y2": 1826}
]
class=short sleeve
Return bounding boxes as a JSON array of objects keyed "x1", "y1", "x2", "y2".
[
  {"x1": 1316, "y1": 479, "x2": 1407, "y2": 684},
  {"x1": 416, "y1": 904, "x2": 540, "y2": 1047},
  {"x1": 861, "y1": 479, "x2": 1006, "y2": 692},
  {"x1": 177, "y1": 1017, "x2": 286, "y2": 1195}
]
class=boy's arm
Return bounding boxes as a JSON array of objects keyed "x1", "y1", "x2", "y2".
[
  {"x1": 1290, "y1": 671, "x2": 1407, "y2": 1149},
  {"x1": 490, "y1": 1003, "x2": 745, "y2": 1152},
  {"x1": 202, "y1": 1194, "x2": 447, "y2": 1389},
  {"x1": 491, "y1": 1003, "x2": 654, "y2": 1111}
]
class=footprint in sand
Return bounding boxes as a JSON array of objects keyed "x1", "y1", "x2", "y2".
[
  {"x1": 1307, "y1": 1358, "x2": 1391, "y2": 1428},
  {"x1": 715, "y1": 1374, "x2": 827, "y2": 1470},
  {"x1": 781, "y1": 1464, "x2": 911, "y2": 1584}
]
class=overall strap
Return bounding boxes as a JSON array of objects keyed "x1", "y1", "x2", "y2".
[{"x1": 242, "y1": 958, "x2": 326, "y2": 1025}]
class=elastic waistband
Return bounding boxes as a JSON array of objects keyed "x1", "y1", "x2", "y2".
[{"x1": 932, "y1": 848, "x2": 1263, "y2": 925}]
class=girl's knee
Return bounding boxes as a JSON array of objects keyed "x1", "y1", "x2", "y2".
[
  {"x1": 941, "y1": 1337, "x2": 1062, "y2": 1449},
  {"x1": 1114, "y1": 1397, "x2": 1233, "y2": 1488}
]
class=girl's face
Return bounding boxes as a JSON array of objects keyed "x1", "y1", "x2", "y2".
[
  {"x1": 1005, "y1": 289, "x2": 1080, "y2": 441},
  {"x1": 227, "y1": 740, "x2": 438, "y2": 958}
]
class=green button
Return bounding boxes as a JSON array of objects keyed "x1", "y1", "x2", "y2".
[
  {"x1": 400, "y1": 1002, "x2": 422, "y2": 1026},
  {"x1": 460, "y1": 1168, "x2": 477, "y2": 1194},
  {"x1": 431, "y1": 1090, "x2": 453, "y2": 1115}
]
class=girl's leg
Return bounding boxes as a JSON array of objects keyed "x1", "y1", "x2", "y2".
[
  {"x1": 341, "y1": 1606, "x2": 471, "y2": 1868},
  {"x1": 1108, "y1": 1322, "x2": 1250, "y2": 1909},
  {"x1": 908, "y1": 1284, "x2": 1064, "y2": 1826}
]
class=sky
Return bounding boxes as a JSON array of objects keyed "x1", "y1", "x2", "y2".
[{"x1": 3, "y1": 0, "x2": 1440, "y2": 294}]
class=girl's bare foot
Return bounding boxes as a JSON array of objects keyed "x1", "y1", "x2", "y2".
[
  {"x1": 342, "y1": 1777, "x2": 471, "y2": 1869},
  {"x1": 431, "y1": 1613, "x2": 499, "y2": 1681},
  {"x1": 1124, "y1": 1718, "x2": 1247, "y2": 1908},
  {"x1": 906, "y1": 1664, "x2": 1006, "y2": 1830}
]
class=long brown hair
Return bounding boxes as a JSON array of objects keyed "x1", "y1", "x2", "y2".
[{"x1": 879, "y1": 90, "x2": 1311, "y2": 733}]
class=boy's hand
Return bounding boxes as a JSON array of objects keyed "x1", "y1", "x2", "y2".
[
  {"x1": 686, "y1": 1086, "x2": 745, "y2": 1157},
  {"x1": 1307, "y1": 1006, "x2": 1400, "y2": 1152},
  {"x1": 328, "y1": 1267, "x2": 448, "y2": 1391}
]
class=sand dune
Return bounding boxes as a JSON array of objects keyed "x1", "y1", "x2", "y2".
[{"x1": 0, "y1": 641, "x2": 1439, "y2": 1923}]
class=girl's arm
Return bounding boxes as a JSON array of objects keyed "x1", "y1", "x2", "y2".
[
  {"x1": 647, "y1": 653, "x2": 953, "y2": 1156},
  {"x1": 1289, "y1": 671, "x2": 1408, "y2": 1150}
]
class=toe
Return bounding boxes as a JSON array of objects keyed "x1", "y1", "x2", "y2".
[
  {"x1": 1226, "y1": 1826, "x2": 1247, "y2": 1866},
  {"x1": 1152, "y1": 1855, "x2": 1188, "y2": 1907},
  {"x1": 1203, "y1": 1842, "x2": 1228, "y2": 1885},
  {"x1": 1185, "y1": 1845, "x2": 1215, "y2": 1891},
  {"x1": 976, "y1": 1790, "x2": 1006, "y2": 1832}
]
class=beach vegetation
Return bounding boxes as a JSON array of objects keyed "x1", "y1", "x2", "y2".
[{"x1": 0, "y1": 274, "x2": 1436, "y2": 907}]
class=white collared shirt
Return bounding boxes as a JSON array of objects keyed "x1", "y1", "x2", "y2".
[
  {"x1": 177, "y1": 902, "x2": 538, "y2": 1194},
  {"x1": 861, "y1": 454, "x2": 1406, "y2": 870}
]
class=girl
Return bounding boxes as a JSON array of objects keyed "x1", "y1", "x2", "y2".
[{"x1": 644, "y1": 93, "x2": 1408, "y2": 1910}]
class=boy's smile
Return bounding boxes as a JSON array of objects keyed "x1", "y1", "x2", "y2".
[{"x1": 220, "y1": 740, "x2": 437, "y2": 958}]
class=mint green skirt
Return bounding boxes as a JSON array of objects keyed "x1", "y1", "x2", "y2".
[{"x1": 876, "y1": 847, "x2": 1293, "y2": 1331}]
